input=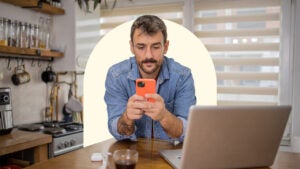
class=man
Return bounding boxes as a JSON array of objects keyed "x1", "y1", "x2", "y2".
[{"x1": 104, "y1": 15, "x2": 196, "y2": 142}]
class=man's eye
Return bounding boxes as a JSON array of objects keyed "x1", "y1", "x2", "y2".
[
  {"x1": 137, "y1": 46, "x2": 144, "y2": 50},
  {"x1": 153, "y1": 46, "x2": 161, "y2": 49}
]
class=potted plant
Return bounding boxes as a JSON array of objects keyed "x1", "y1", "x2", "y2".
[{"x1": 75, "y1": 0, "x2": 118, "y2": 12}]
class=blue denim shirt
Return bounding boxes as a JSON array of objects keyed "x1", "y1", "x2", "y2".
[{"x1": 104, "y1": 56, "x2": 196, "y2": 142}]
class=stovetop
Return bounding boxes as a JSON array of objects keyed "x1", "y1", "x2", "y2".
[{"x1": 18, "y1": 121, "x2": 83, "y2": 137}]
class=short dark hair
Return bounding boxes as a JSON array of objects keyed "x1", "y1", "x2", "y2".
[{"x1": 130, "y1": 15, "x2": 167, "y2": 44}]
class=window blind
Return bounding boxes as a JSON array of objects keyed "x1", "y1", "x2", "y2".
[
  {"x1": 100, "y1": 2, "x2": 183, "y2": 38},
  {"x1": 194, "y1": 0, "x2": 282, "y2": 105},
  {"x1": 75, "y1": 3, "x2": 101, "y2": 69}
]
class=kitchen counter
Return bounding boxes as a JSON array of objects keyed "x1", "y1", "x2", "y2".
[{"x1": 0, "y1": 128, "x2": 52, "y2": 163}]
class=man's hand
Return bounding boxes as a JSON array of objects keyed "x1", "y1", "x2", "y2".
[
  {"x1": 118, "y1": 93, "x2": 183, "y2": 138},
  {"x1": 143, "y1": 94, "x2": 167, "y2": 121},
  {"x1": 143, "y1": 93, "x2": 183, "y2": 138},
  {"x1": 117, "y1": 94, "x2": 147, "y2": 136},
  {"x1": 125, "y1": 94, "x2": 147, "y2": 121}
]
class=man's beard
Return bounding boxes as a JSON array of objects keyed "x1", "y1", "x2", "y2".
[{"x1": 139, "y1": 58, "x2": 160, "y2": 74}]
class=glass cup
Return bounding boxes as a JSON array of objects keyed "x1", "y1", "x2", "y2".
[{"x1": 113, "y1": 149, "x2": 138, "y2": 169}]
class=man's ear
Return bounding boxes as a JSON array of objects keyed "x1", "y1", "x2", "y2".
[
  {"x1": 129, "y1": 40, "x2": 134, "y2": 54},
  {"x1": 163, "y1": 40, "x2": 169, "y2": 54}
]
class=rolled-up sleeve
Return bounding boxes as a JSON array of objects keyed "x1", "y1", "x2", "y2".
[
  {"x1": 176, "y1": 116, "x2": 187, "y2": 142},
  {"x1": 110, "y1": 117, "x2": 137, "y2": 141},
  {"x1": 173, "y1": 70, "x2": 196, "y2": 142}
]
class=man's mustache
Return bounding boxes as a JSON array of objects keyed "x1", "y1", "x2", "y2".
[{"x1": 142, "y1": 59, "x2": 157, "y2": 64}]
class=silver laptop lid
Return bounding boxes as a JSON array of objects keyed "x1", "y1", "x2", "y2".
[{"x1": 180, "y1": 105, "x2": 291, "y2": 169}]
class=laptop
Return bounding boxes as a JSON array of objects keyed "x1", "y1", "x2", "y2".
[{"x1": 160, "y1": 105, "x2": 291, "y2": 169}]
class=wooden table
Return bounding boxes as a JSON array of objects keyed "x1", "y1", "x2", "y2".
[
  {"x1": 24, "y1": 138, "x2": 300, "y2": 169},
  {"x1": 0, "y1": 129, "x2": 52, "y2": 163}
]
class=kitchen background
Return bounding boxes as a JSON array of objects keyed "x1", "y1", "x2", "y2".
[{"x1": 0, "y1": 1, "x2": 96, "y2": 125}]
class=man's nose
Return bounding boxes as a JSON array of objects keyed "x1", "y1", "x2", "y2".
[{"x1": 145, "y1": 46, "x2": 153, "y2": 58}]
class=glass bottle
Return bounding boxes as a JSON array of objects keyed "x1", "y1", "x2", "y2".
[
  {"x1": 8, "y1": 19, "x2": 17, "y2": 47},
  {"x1": 52, "y1": 0, "x2": 61, "y2": 7},
  {"x1": 0, "y1": 17, "x2": 5, "y2": 46},
  {"x1": 38, "y1": 17, "x2": 45, "y2": 49},
  {"x1": 45, "y1": 17, "x2": 52, "y2": 50},
  {"x1": 52, "y1": 0, "x2": 57, "y2": 7},
  {"x1": 3, "y1": 17, "x2": 8, "y2": 46},
  {"x1": 0, "y1": 17, "x2": 8, "y2": 46},
  {"x1": 57, "y1": 0, "x2": 62, "y2": 8},
  {"x1": 16, "y1": 21, "x2": 22, "y2": 48},
  {"x1": 19, "y1": 22, "x2": 24, "y2": 48},
  {"x1": 28, "y1": 23, "x2": 33, "y2": 48},
  {"x1": 30, "y1": 24, "x2": 39, "y2": 48},
  {"x1": 7, "y1": 19, "x2": 12, "y2": 46},
  {"x1": 20, "y1": 22, "x2": 27, "y2": 48}
]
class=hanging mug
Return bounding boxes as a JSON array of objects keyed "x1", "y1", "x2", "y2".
[
  {"x1": 41, "y1": 65, "x2": 56, "y2": 83},
  {"x1": 11, "y1": 65, "x2": 30, "y2": 85}
]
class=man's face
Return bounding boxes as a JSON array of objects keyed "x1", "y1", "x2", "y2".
[{"x1": 130, "y1": 28, "x2": 169, "y2": 78}]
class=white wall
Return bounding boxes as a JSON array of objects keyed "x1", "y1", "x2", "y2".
[
  {"x1": 52, "y1": 1, "x2": 77, "y2": 71},
  {"x1": 291, "y1": 0, "x2": 300, "y2": 151}
]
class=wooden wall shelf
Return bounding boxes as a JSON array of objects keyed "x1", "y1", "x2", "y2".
[
  {"x1": 0, "y1": 46, "x2": 64, "y2": 60},
  {"x1": 0, "y1": 0, "x2": 65, "y2": 15}
]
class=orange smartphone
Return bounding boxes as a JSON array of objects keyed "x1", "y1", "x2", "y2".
[{"x1": 136, "y1": 79, "x2": 156, "y2": 102}]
